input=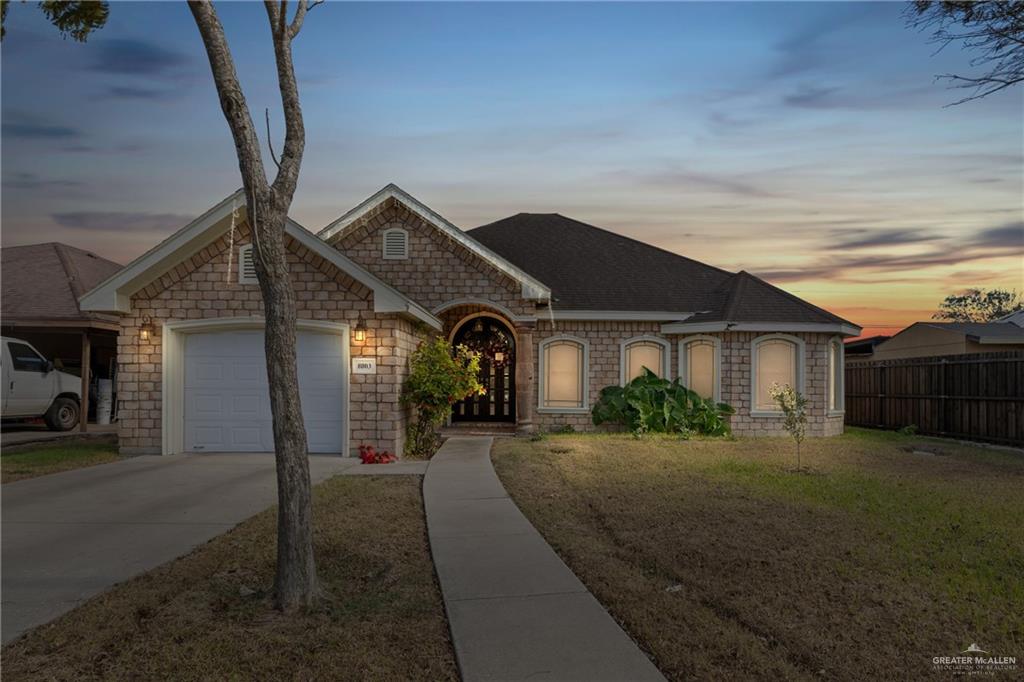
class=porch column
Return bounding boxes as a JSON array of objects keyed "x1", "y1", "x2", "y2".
[
  {"x1": 80, "y1": 331, "x2": 90, "y2": 432},
  {"x1": 515, "y1": 324, "x2": 535, "y2": 434}
]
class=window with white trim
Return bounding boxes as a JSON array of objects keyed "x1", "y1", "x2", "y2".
[
  {"x1": 382, "y1": 227, "x2": 409, "y2": 259},
  {"x1": 540, "y1": 337, "x2": 587, "y2": 411},
  {"x1": 238, "y1": 244, "x2": 257, "y2": 284},
  {"x1": 621, "y1": 337, "x2": 668, "y2": 383},
  {"x1": 829, "y1": 337, "x2": 844, "y2": 412},
  {"x1": 752, "y1": 336, "x2": 801, "y2": 412},
  {"x1": 680, "y1": 337, "x2": 719, "y2": 400}
]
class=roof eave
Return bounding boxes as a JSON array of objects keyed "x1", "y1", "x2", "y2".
[{"x1": 660, "y1": 320, "x2": 863, "y2": 336}]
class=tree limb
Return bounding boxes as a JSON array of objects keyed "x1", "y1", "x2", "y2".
[
  {"x1": 263, "y1": 0, "x2": 306, "y2": 200},
  {"x1": 188, "y1": 1, "x2": 269, "y2": 198},
  {"x1": 265, "y1": 108, "x2": 282, "y2": 171}
]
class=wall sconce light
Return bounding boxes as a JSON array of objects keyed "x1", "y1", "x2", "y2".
[
  {"x1": 354, "y1": 316, "x2": 367, "y2": 343},
  {"x1": 139, "y1": 315, "x2": 155, "y2": 341}
]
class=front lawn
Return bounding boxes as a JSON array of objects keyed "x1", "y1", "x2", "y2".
[
  {"x1": 492, "y1": 428, "x2": 1024, "y2": 680},
  {"x1": 2, "y1": 475, "x2": 459, "y2": 681},
  {"x1": 1, "y1": 440, "x2": 121, "y2": 483}
]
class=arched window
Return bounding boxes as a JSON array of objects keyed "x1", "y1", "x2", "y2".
[
  {"x1": 679, "y1": 336, "x2": 721, "y2": 401},
  {"x1": 751, "y1": 335, "x2": 805, "y2": 413},
  {"x1": 539, "y1": 336, "x2": 589, "y2": 412},
  {"x1": 620, "y1": 336, "x2": 670, "y2": 384},
  {"x1": 829, "y1": 337, "x2": 844, "y2": 413},
  {"x1": 382, "y1": 227, "x2": 409, "y2": 259}
]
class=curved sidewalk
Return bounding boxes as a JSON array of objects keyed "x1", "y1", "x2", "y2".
[{"x1": 424, "y1": 436, "x2": 664, "y2": 682}]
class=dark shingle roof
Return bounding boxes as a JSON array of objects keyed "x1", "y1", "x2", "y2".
[
  {"x1": 468, "y1": 213, "x2": 856, "y2": 326},
  {"x1": 2, "y1": 243, "x2": 122, "y2": 322}
]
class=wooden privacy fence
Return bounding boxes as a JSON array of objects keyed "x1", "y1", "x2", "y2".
[{"x1": 845, "y1": 351, "x2": 1024, "y2": 446}]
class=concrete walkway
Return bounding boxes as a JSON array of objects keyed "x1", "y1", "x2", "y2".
[{"x1": 424, "y1": 437, "x2": 664, "y2": 681}]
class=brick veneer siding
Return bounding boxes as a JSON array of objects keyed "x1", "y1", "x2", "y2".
[
  {"x1": 529, "y1": 322, "x2": 844, "y2": 437},
  {"x1": 330, "y1": 198, "x2": 533, "y2": 316},
  {"x1": 117, "y1": 226, "x2": 424, "y2": 456}
]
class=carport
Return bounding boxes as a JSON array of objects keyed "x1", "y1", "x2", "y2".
[{"x1": 1, "y1": 242, "x2": 122, "y2": 430}]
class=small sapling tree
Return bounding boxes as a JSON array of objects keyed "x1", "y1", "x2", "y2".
[{"x1": 769, "y1": 383, "x2": 808, "y2": 470}]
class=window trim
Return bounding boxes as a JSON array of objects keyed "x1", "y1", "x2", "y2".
[
  {"x1": 619, "y1": 335, "x2": 671, "y2": 385},
  {"x1": 828, "y1": 335, "x2": 845, "y2": 416},
  {"x1": 537, "y1": 335, "x2": 590, "y2": 414},
  {"x1": 678, "y1": 335, "x2": 721, "y2": 402},
  {"x1": 381, "y1": 227, "x2": 409, "y2": 260},
  {"x1": 750, "y1": 333, "x2": 805, "y2": 417},
  {"x1": 237, "y1": 244, "x2": 257, "y2": 285}
]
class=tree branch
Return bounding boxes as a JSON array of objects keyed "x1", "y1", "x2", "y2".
[
  {"x1": 188, "y1": 1, "x2": 269, "y2": 198},
  {"x1": 265, "y1": 107, "x2": 282, "y2": 170},
  {"x1": 263, "y1": 0, "x2": 305, "y2": 200}
]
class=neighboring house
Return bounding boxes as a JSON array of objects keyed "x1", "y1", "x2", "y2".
[
  {"x1": 844, "y1": 335, "x2": 890, "y2": 359},
  {"x1": 869, "y1": 321, "x2": 1024, "y2": 361},
  {"x1": 1, "y1": 243, "x2": 122, "y2": 426},
  {"x1": 80, "y1": 185, "x2": 861, "y2": 456},
  {"x1": 996, "y1": 309, "x2": 1024, "y2": 327}
]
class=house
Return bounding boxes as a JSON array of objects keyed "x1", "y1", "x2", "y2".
[
  {"x1": 844, "y1": 335, "x2": 890, "y2": 359},
  {"x1": 868, "y1": 321, "x2": 1024, "y2": 361},
  {"x1": 80, "y1": 185, "x2": 860, "y2": 456},
  {"x1": 2, "y1": 242, "x2": 123, "y2": 428}
]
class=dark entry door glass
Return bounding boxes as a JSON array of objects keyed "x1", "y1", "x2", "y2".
[{"x1": 451, "y1": 317, "x2": 516, "y2": 423}]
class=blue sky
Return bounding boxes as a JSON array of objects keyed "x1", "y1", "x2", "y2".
[{"x1": 2, "y1": 1, "x2": 1021, "y2": 333}]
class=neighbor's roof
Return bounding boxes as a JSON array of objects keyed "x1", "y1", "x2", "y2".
[
  {"x1": 921, "y1": 321, "x2": 1024, "y2": 344},
  {"x1": 468, "y1": 213, "x2": 858, "y2": 331},
  {"x1": 996, "y1": 309, "x2": 1024, "y2": 327},
  {"x1": 1, "y1": 242, "x2": 122, "y2": 323}
]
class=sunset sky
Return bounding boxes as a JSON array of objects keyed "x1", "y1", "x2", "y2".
[{"x1": 2, "y1": 2, "x2": 1021, "y2": 337}]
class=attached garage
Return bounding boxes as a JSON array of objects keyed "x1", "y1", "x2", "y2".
[{"x1": 162, "y1": 318, "x2": 350, "y2": 456}]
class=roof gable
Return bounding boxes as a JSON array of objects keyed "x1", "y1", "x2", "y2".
[
  {"x1": 79, "y1": 190, "x2": 440, "y2": 329},
  {"x1": 318, "y1": 184, "x2": 551, "y2": 301}
]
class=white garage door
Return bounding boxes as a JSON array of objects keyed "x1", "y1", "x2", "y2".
[{"x1": 184, "y1": 330, "x2": 346, "y2": 453}]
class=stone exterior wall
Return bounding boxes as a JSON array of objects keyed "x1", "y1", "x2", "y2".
[
  {"x1": 529, "y1": 322, "x2": 844, "y2": 437},
  {"x1": 117, "y1": 225, "x2": 424, "y2": 456},
  {"x1": 330, "y1": 198, "x2": 533, "y2": 317}
]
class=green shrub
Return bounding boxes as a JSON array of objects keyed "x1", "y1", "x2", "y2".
[
  {"x1": 591, "y1": 368, "x2": 735, "y2": 437},
  {"x1": 401, "y1": 337, "x2": 483, "y2": 457}
]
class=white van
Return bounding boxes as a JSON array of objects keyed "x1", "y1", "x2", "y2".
[{"x1": 1, "y1": 336, "x2": 82, "y2": 430}]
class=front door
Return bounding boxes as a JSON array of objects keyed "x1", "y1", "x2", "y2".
[{"x1": 451, "y1": 317, "x2": 516, "y2": 422}]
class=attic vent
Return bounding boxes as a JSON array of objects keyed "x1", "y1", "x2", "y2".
[
  {"x1": 238, "y1": 244, "x2": 257, "y2": 284},
  {"x1": 382, "y1": 228, "x2": 409, "y2": 260}
]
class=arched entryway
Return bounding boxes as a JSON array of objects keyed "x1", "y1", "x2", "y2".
[{"x1": 451, "y1": 315, "x2": 516, "y2": 422}]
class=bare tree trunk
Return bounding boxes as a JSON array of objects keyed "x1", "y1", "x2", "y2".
[{"x1": 189, "y1": 0, "x2": 318, "y2": 611}]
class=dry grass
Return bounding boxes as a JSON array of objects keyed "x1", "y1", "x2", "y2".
[
  {"x1": 492, "y1": 429, "x2": 1024, "y2": 681},
  {"x1": 1, "y1": 439, "x2": 121, "y2": 483},
  {"x1": 2, "y1": 476, "x2": 458, "y2": 682}
]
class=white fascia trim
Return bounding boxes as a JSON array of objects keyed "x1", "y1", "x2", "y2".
[
  {"x1": 81, "y1": 189, "x2": 247, "y2": 313},
  {"x1": 551, "y1": 310, "x2": 695, "y2": 321},
  {"x1": 661, "y1": 321, "x2": 862, "y2": 336},
  {"x1": 285, "y1": 219, "x2": 441, "y2": 330},
  {"x1": 318, "y1": 184, "x2": 551, "y2": 301},
  {"x1": 431, "y1": 298, "x2": 537, "y2": 324}
]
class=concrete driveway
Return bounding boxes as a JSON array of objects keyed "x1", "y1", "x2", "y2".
[{"x1": 1, "y1": 453, "x2": 353, "y2": 644}]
